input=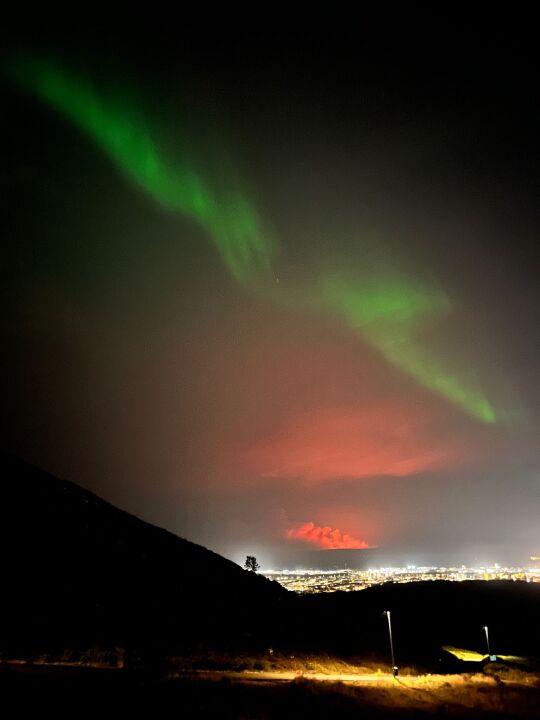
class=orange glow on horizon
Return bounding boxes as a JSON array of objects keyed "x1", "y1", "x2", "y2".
[{"x1": 286, "y1": 521, "x2": 372, "y2": 549}]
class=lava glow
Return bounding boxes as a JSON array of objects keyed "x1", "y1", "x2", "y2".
[
  {"x1": 286, "y1": 521, "x2": 371, "y2": 549},
  {"x1": 241, "y1": 402, "x2": 461, "y2": 482}
]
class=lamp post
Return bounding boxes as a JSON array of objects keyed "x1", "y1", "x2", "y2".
[
  {"x1": 384, "y1": 610, "x2": 398, "y2": 677},
  {"x1": 483, "y1": 625, "x2": 492, "y2": 659}
]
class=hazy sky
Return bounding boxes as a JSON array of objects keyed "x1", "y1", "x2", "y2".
[{"x1": 3, "y1": 26, "x2": 539, "y2": 567}]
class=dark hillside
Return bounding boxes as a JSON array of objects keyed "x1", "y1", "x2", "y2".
[
  {"x1": 292, "y1": 580, "x2": 540, "y2": 667},
  {"x1": 0, "y1": 455, "x2": 286, "y2": 655}
]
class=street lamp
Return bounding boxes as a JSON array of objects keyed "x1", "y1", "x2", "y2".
[
  {"x1": 384, "y1": 610, "x2": 398, "y2": 677},
  {"x1": 483, "y1": 626, "x2": 493, "y2": 660}
]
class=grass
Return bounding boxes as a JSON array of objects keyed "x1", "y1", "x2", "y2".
[
  {"x1": 164, "y1": 652, "x2": 540, "y2": 717},
  {"x1": 274, "y1": 674, "x2": 540, "y2": 717},
  {"x1": 2, "y1": 650, "x2": 539, "y2": 716},
  {"x1": 168, "y1": 650, "x2": 381, "y2": 675}
]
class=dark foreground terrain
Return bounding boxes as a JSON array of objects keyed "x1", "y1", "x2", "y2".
[
  {"x1": 1, "y1": 662, "x2": 539, "y2": 718},
  {"x1": 1, "y1": 456, "x2": 539, "y2": 716}
]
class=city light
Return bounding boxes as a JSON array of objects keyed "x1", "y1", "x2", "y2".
[{"x1": 262, "y1": 565, "x2": 540, "y2": 593}]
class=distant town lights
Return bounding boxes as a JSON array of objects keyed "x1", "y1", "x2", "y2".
[{"x1": 262, "y1": 564, "x2": 540, "y2": 594}]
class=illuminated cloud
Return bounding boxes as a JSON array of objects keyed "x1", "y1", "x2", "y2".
[
  {"x1": 240, "y1": 402, "x2": 462, "y2": 482},
  {"x1": 286, "y1": 521, "x2": 370, "y2": 549}
]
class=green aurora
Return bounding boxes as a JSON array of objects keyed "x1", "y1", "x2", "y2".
[
  {"x1": 9, "y1": 53, "x2": 275, "y2": 287},
  {"x1": 318, "y1": 276, "x2": 495, "y2": 423},
  {"x1": 8, "y1": 53, "x2": 497, "y2": 423}
]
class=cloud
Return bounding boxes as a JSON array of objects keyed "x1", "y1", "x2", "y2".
[
  {"x1": 286, "y1": 521, "x2": 371, "y2": 549},
  {"x1": 239, "y1": 402, "x2": 461, "y2": 482}
]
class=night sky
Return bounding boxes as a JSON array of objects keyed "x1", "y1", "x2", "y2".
[{"x1": 3, "y1": 25, "x2": 539, "y2": 568}]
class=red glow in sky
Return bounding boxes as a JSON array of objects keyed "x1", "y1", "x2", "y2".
[
  {"x1": 286, "y1": 521, "x2": 371, "y2": 549},
  {"x1": 241, "y1": 402, "x2": 459, "y2": 482}
]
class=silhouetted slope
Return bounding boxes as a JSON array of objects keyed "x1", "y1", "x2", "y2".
[{"x1": 0, "y1": 455, "x2": 286, "y2": 654}]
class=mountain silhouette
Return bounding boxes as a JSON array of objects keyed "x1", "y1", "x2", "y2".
[{"x1": 0, "y1": 455, "x2": 285, "y2": 656}]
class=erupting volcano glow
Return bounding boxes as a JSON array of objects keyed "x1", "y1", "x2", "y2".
[
  {"x1": 240, "y1": 402, "x2": 470, "y2": 482},
  {"x1": 286, "y1": 521, "x2": 371, "y2": 550}
]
